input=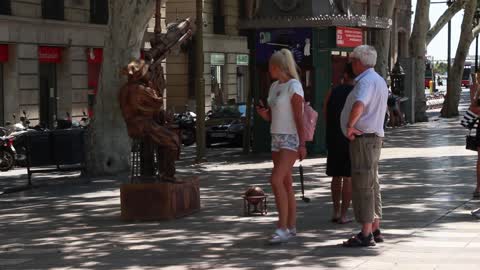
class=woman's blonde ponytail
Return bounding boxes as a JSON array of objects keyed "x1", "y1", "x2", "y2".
[{"x1": 269, "y1": 49, "x2": 300, "y2": 81}]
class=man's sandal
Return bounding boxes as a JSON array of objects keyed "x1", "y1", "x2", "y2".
[
  {"x1": 342, "y1": 232, "x2": 376, "y2": 247},
  {"x1": 373, "y1": 229, "x2": 384, "y2": 243}
]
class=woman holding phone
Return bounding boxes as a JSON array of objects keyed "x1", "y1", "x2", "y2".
[{"x1": 256, "y1": 49, "x2": 306, "y2": 244}]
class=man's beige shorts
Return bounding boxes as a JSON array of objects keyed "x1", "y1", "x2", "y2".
[{"x1": 349, "y1": 135, "x2": 383, "y2": 224}]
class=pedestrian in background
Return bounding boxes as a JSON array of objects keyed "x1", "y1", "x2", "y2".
[
  {"x1": 468, "y1": 73, "x2": 480, "y2": 200},
  {"x1": 256, "y1": 49, "x2": 306, "y2": 244},
  {"x1": 340, "y1": 45, "x2": 388, "y2": 247},
  {"x1": 323, "y1": 63, "x2": 355, "y2": 224}
]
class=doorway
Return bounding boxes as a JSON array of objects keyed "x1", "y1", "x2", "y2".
[
  {"x1": 211, "y1": 65, "x2": 225, "y2": 107},
  {"x1": 236, "y1": 66, "x2": 248, "y2": 103},
  {"x1": 331, "y1": 51, "x2": 350, "y2": 89},
  {"x1": 39, "y1": 63, "x2": 57, "y2": 128},
  {"x1": 0, "y1": 64, "x2": 3, "y2": 126}
]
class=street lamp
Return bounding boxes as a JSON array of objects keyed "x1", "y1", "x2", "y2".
[
  {"x1": 447, "y1": 0, "x2": 454, "y2": 78},
  {"x1": 475, "y1": 6, "x2": 480, "y2": 71}
]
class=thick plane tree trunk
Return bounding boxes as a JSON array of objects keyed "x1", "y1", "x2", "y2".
[{"x1": 85, "y1": 0, "x2": 156, "y2": 176}]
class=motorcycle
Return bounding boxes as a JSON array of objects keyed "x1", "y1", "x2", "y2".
[
  {"x1": 174, "y1": 110, "x2": 196, "y2": 146},
  {"x1": 0, "y1": 136, "x2": 15, "y2": 171},
  {"x1": 6, "y1": 111, "x2": 50, "y2": 167}
]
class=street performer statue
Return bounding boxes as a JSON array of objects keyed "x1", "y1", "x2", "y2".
[{"x1": 118, "y1": 1, "x2": 193, "y2": 182}]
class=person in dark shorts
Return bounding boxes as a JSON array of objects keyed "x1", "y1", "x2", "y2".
[
  {"x1": 324, "y1": 63, "x2": 355, "y2": 224},
  {"x1": 468, "y1": 73, "x2": 480, "y2": 200}
]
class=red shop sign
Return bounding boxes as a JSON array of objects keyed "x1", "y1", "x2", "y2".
[
  {"x1": 0, "y1": 45, "x2": 8, "y2": 62},
  {"x1": 38, "y1": 46, "x2": 63, "y2": 63},
  {"x1": 87, "y1": 48, "x2": 103, "y2": 64},
  {"x1": 336, "y1": 27, "x2": 363, "y2": 48}
]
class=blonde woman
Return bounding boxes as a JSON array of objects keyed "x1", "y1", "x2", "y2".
[{"x1": 256, "y1": 49, "x2": 306, "y2": 244}]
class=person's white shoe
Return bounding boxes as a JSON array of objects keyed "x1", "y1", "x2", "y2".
[
  {"x1": 471, "y1": 208, "x2": 480, "y2": 219},
  {"x1": 268, "y1": 229, "x2": 290, "y2": 244}
]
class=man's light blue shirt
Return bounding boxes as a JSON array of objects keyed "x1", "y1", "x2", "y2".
[{"x1": 340, "y1": 68, "x2": 389, "y2": 137}]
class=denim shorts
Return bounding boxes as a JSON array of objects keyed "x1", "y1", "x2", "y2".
[{"x1": 271, "y1": 134, "x2": 299, "y2": 152}]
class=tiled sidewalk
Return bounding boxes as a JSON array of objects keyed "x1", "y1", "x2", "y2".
[{"x1": 0, "y1": 94, "x2": 479, "y2": 269}]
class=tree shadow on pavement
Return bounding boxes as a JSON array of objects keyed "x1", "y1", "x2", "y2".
[{"x1": 0, "y1": 92, "x2": 478, "y2": 269}]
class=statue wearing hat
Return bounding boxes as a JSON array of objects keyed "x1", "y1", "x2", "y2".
[
  {"x1": 118, "y1": 15, "x2": 193, "y2": 182},
  {"x1": 118, "y1": 59, "x2": 180, "y2": 182}
]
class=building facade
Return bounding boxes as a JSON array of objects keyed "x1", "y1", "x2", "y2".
[
  {"x1": 162, "y1": 0, "x2": 249, "y2": 112},
  {"x1": 0, "y1": 0, "x2": 108, "y2": 127},
  {"x1": 0, "y1": 0, "x2": 249, "y2": 127},
  {"x1": 351, "y1": 0, "x2": 412, "y2": 69}
]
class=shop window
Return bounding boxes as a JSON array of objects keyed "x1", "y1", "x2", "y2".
[
  {"x1": 0, "y1": 1, "x2": 11, "y2": 15},
  {"x1": 213, "y1": 0, "x2": 225, "y2": 35},
  {"x1": 238, "y1": 0, "x2": 246, "y2": 19},
  {"x1": 42, "y1": 0, "x2": 64, "y2": 20},
  {"x1": 90, "y1": 0, "x2": 109, "y2": 25}
]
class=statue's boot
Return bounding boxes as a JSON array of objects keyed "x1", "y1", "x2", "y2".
[{"x1": 157, "y1": 147, "x2": 178, "y2": 183}]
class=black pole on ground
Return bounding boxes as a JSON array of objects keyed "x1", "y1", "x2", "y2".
[{"x1": 476, "y1": 36, "x2": 479, "y2": 72}]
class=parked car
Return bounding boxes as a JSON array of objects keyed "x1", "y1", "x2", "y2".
[{"x1": 206, "y1": 104, "x2": 251, "y2": 147}]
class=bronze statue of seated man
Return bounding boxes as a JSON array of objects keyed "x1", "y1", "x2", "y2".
[{"x1": 119, "y1": 59, "x2": 180, "y2": 182}]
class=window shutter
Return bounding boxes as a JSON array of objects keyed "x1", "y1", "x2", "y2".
[
  {"x1": 42, "y1": 0, "x2": 64, "y2": 20},
  {"x1": 0, "y1": 0, "x2": 11, "y2": 15},
  {"x1": 90, "y1": 0, "x2": 109, "y2": 25},
  {"x1": 213, "y1": 0, "x2": 225, "y2": 34}
]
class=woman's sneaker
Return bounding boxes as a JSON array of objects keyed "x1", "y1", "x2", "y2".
[
  {"x1": 288, "y1": 227, "x2": 297, "y2": 238},
  {"x1": 268, "y1": 229, "x2": 290, "y2": 245}
]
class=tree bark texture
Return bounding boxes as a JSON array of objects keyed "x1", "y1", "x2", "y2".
[
  {"x1": 86, "y1": 0, "x2": 156, "y2": 176},
  {"x1": 374, "y1": 0, "x2": 397, "y2": 79},
  {"x1": 409, "y1": 0, "x2": 430, "y2": 122},
  {"x1": 441, "y1": 0, "x2": 477, "y2": 117},
  {"x1": 426, "y1": 0, "x2": 468, "y2": 45}
]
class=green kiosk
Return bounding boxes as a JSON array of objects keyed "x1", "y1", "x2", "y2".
[{"x1": 240, "y1": 1, "x2": 391, "y2": 154}]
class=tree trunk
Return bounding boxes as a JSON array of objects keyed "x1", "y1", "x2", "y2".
[
  {"x1": 409, "y1": 0, "x2": 430, "y2": 122},
  {"x1": 374, "y1": 0, "x2": 397, "y2": 79},
  {"x1": 85, "y1": 0, "x2": 156, "y2": 176},
  {"x1": 441, "y1": 0, "x2": 477, "y2": 117},
  {"x1": 426, "y1": 0, "x2": 467, "y2": 45}
]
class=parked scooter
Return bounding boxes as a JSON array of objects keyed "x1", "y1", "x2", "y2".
[
  {"x1": 0, "y1": 136, "x2": 16, "y2": 171},
  {"x1": 174, "y1": 109, "x2": 196, "y2": 146}
]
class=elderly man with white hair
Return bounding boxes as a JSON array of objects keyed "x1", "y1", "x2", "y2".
[{"x1": 340, "y1": 45, "x2": 388, "y2": 247}]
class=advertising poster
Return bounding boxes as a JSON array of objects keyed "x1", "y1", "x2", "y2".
[{"x1": 256, "y1": 28, "x2": 313, "y2": 66}]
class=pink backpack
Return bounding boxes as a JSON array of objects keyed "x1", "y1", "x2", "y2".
[{"x1": 303, "y1": 102, "x2": 318, "y2": 141}]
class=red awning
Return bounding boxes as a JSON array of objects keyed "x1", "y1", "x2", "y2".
[
  {"x1": 0, "y1": 45, "x2": 8, "y2": 63},
  {"x1": 87, "y1": 48, "x2": 103, "y2": 64},
  {"x1": 38, "y1": 46, "x2": 63, "y2": 63}
]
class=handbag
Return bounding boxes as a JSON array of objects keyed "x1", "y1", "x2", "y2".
[
  {"x1": 303, "y1": 102, "x2": 318, "y2": 142},
  {"x1": 466, "y1": 118, "x2": 479, "y2": 151},
  {"x1": 466, "y1": 134, "x2": 477, "y2": 151}
]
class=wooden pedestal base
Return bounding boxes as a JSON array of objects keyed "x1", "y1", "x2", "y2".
[{"x1": 120, "y1": 176, "x2": 200, "y2": 221}]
